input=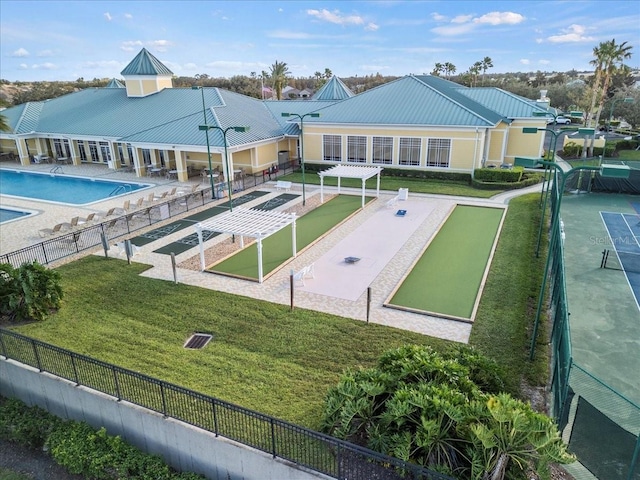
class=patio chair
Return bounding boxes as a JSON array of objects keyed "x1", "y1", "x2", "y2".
[
  {"x1": 153, "y1": 191, "x2": 168, "y2": 202},
  {"x1": 176, "y1": 184, "x2": 199, "y2": 196},
  {"x1": 95, "y1": 207, "x2": 117, "y2": 220},
  {"x1": 77, "y1": 213, "x2": 97, "y2": 226},
  {"x1": 61, "y1": 216, "x2": 80, "y2": 230},
  {"x1": 142, "y1": 193, "x2": 156, "y2": 206},
  {"x1": 38, "y1": 223, "x2": 67, "y2": 237}
]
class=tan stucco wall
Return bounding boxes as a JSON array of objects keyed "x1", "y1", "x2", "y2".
[{"x1": 126, "y1": 81, "x2": 142, "y2": 97}]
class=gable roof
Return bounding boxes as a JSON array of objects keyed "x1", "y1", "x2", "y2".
[
  {"x1": 302, "y1": 75, "x2": 501, "y2": 127},
  {"x1": 121, "y1": 48, "x2": 173, "y2": 76},
  {"x1": 105, "y1": 78, "x2": 124, "y2": 88},
  {"x1": 313, "y1": 76, "x2": 354, "y2": 101}
]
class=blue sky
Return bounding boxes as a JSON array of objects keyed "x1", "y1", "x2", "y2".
[{"x1": 1, "y1": 1, "x2": 638, "y2": 82}]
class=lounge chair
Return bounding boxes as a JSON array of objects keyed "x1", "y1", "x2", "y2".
[
  {"x1": 142, "y1": 193, "x2": 156, "y2": 206},
  {"x1": 176, "y1": 184, "x2": 199, "y2": 196},
  {"x1": 153, "y1": 191, "x2": 168, "y2": 201},
  {"x1": 95, "y1": 207, "x2": 117, "y2": 220},
  {"x1": 38, "y1": 223, "x2": 67, "y2": 237},
  {"x1": 61, "y1": 216, "x2": 80, "y2": 230},
  {"x1": 77, "y1": 213, "x2": 96, "y2": 226}
]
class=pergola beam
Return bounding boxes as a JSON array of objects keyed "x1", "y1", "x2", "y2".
[{"x1": 318, "y1": 165, "x2": 383, "y2": 207}]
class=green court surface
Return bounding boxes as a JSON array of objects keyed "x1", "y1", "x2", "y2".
[
  {"x1": 153, "y1": 193, "x2": 298, "y2": 256},
  {"x1": 209, "y1": 195, "x2": 372, "y2": 280},
  {"x1": 388, "y1": 205, "x2": 504, "y2": 320}
]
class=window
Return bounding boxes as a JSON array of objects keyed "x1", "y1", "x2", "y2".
[
  {"x1": 372, "y1": 137, "x2": 393, "y2": 164},
  {"x1": 142, "y1": 149, "x2": 151, "y2": 165},
  {"x1": 323, "y1": 135, "x2": 341, "y2": 162},
  {"x1": 78, "y1": 142, "x2": 87, "y2": 162},
  {"x1": 88, "y1": 141, "x2": 99, "y2": 162},
  {"x1": 426, "y1": 138, "x2": 451, "y2": 167},
  {"x1": 100, "y1": 142, "x2": 111, "y2": 163},
  {"x1": 347, "y1": 136, "x2": 366, "y2": 163},
  {"x1": 398, "y1": 137, "x2": 421, "y2": 166}
]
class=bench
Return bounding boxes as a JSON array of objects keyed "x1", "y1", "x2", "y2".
[
  {"x1": 292, "y1": 263, "x2": 314, "y2": 286},
  {"x1": 276, "y1": 180, "x2": 292, "y2": 191}
]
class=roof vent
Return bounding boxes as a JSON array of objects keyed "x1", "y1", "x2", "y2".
[{"x1": 184, "y1": 333, "x2": 213, "y2": 349}]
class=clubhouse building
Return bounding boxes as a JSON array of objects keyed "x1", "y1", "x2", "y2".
[{"x1": 0, "y1": 48, "x2": 551, "y2": 182}]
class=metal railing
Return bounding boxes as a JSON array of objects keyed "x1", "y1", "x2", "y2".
[
  {"x1": 0, "y1": 329, "x2": 451, "y2": 480},
  {"x1": 0, "y1": 161, "x2": 300, "y2": 269}
]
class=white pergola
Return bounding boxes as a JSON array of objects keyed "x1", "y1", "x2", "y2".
[
  {"x1": 195, "y1": 207, "x2": 297, "y2": 283},
  {"x1": 318, "y1": 165, "x2": 383, "y2": 208}
]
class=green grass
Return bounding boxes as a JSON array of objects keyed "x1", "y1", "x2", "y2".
[
  {"x1": 469, "y1": 194, "x2": 549, "y2": 390},
  {"x1": 0, "y1": 468, "x2": 33, "y2": 480},
  {"x1": 8, "y1": 194, "x2": 549, "y2": 426},
  {"x1": 211, "y1": 195, "x2": 370, "y2": 278},
  {"x1": 389, "y1": 206, "x2": 504, "y2": 319},
  {"x1": 279, "y1": 171, "x2": 505, "y2": 198}
]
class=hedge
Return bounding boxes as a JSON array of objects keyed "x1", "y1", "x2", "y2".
[
  {"x1": 0, "y1": 397, "x2": 204, "y2": 480},
  {"x1": 471, "y1": 172, "x2": 543, "y2": 190}
]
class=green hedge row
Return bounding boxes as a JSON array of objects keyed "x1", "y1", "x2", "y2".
[
  {"x1": 471, "y1": 172, "x2": 543, "y2": 190},
  {"x1": 0, "y1": 397, "x2": 204, "y2": 480},
  {"x1": 474, "y1": 167, "x2": 524, "y2": 183},
  {"x1": 303, "y1": 163, "x2": 472, "y2": 183}
]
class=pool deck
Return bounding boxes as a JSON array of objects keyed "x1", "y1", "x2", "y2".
[{"x1": 0, "y1": 161, "x2": 540, "y2": 344}]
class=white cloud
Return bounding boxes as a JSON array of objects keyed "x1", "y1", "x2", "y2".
[
  {"x1": 124, "y1": 13, "x2": 133, "y2": 19},
  {"x1": 452, "y1": 15, "x2": 473, "y2": 24},
  {"x1": 12, "y1": 48, "x2": 29, "y2": 57},
  {"x1": 149, "y1": 40, "x2": 173, "y2": 52},
  {"x1": 431, "y1": 23, "x2": 476, "y2": 36},
  {"x1": 473, "y1": 12, "x2": 524, "y2": 25},
  {"x1": 269, "y1": 30, "x2": 314, "y2": 40},
  {"x1": 307, "y1": 9, "x2": 365, "y2": 26},
  {"x1": 83, "y1": 60, "x2": 122, "y2": 70},
  {"x1": 19, "y1": 63, "x2": 28, "y2": 70},
  {"x1": 183, "y1": 62, "x2": 198, "y2": 70},
  {"x1": 278, "y1": 8, "x2": 283, "y2": 12},
  {"x1": 121, "y1": 40, "x2": 144, "y2": 52},
  {"x1": 32, "y1": 62, "x2": 57, "y2": 70},
  {"x1": 365, "y1": 22, "x2": 379, "y2": 31},
  {"x1": 360, "y1": 64, "x2": 390, "y2": 72},
  {"x1": 520, "y1": 59, "x2": 530, "y2": 65},
  {"x1": 547, "y1": 24, "x2": 594, "y2": 43},
  {"x1": 431, "y1": 12, "x2": 446, "y2": 22},
  {"x1": 104, "y1": 12, "x2": 112, "y2": 21},
  {"x1": 539, "y1": 59, "x2": 551, "y2": 65}
]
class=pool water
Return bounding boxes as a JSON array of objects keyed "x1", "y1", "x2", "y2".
[
  {"x1": 0, "y1": 169, "x2": 151, "y2": 205},
  {"x1": 0, "y1": 207, "x2": 32, "y2": 223}
]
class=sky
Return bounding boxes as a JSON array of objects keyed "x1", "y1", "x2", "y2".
[{"x1": 1, "y1": 0, "x2": 639, "y2": 82}]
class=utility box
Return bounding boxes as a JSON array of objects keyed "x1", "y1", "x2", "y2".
[{"x1": 278, "y1": 151, "x2": 289, "y2": 165}]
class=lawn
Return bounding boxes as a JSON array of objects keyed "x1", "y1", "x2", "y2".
[
  {"x1": 279, "y1": 171, "x2": 505, "y2": 198},
  {"x1": 8, "y1": 194, "x2": 548, "y2": 427}
]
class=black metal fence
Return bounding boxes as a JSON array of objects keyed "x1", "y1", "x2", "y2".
[
  {"x1": 0, "y1": 161, "x2": 300, "y2": 269},
  {"x1": 0, "y1": 329, "x2": 452, "y2": 480}
]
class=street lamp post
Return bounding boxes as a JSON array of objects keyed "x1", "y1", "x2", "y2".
[
  {"x1": 193, "y1": 86, "x2": 216, "y2": 199},
  {"x1": 514, "y1": 157, "x2": 630, "y2": 360},
  {"x1": 198, "y1": 125, "x2": 250, "y2": 211},
  {"x1": 608, "y1": 97, "x2": 634, "y2": 130},
  {"x1": 281, "y1": 112, "x2": 320, "y2": 206}
]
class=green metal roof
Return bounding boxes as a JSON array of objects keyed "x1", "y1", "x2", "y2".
[
  {"x1": 457, "y1": 87, "x2": 544, "y2": 119},
  {"x1": 302, "y1": 75, "x2": 499, "y2": 127},
  {"x1": 262, "y1": 100, "x2": 337, "y2": 135},
  {"x1": 313, "y1": 77, "x2": 354, "y2": 101},
  {"x1": 105, "y1": 78, "x2": 124, "y2": 88},
  {"x1": 121, "y1": 48, "x2": 173, "y2": 76}
]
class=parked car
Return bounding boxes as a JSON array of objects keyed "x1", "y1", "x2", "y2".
[{"x1": 547, "y1": 116, "x2": 571, "y2": 125}]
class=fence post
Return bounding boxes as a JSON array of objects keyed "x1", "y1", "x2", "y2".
[
  {"x1": 270, "y1": 417, "x2": 277, "y2": 458},
  {"x1": 71, "y1": 354, "x2": 79, "y2": 385},
  {"x1": 212, "y1": 399, "x2": 219, "y2": 437},
  {"x1": 290, "y1": 272, "x2": 294, "y2": 311},
  {"x1": 113, "y1": 367, "x2": 121, "y2": 401},
  {"x1": 31, "y1": 340, "x2": 42, "y2": 371},
  {"x1": 366, "y1": 287, "x2": 371, "y2": 323},
  {"x1": 160, "y1": 382, "x2": 167, "y2": 417},
  {"x1": 0, "y1": 331, "x2": 7, "y2": 358}
]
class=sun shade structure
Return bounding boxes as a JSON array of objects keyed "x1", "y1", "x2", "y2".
[
  {"x1": 318, "y1": 165, "x2": 383, "y2": 208},
  {"x1": 195, "y1": 207, "x2": 297, "y2": 283}
]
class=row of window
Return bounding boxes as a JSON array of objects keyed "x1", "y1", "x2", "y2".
[
  {"x1": 322, "y1": 135, "x2": 451, "y2": 168},
  {"x1": 51, "y1": 139, "x2": 164, "y2": 168}
]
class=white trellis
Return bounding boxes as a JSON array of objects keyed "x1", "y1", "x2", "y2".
[
  {"x1": 195, "y1": 207, "x2": 297, "y2": 283},
  {"x1": 318, "y1": 165, "x2": 383, "y2": 208}
]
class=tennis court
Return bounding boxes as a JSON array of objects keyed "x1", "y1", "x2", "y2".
[
  {"x1": 207, "y1": 195, "x2": 372, "y2": 281},
  {"x1": 385, "y1": 205, "x2": 505, "y2": 321},
  {"x1": 561, "y1": 194, "x2": 640, "y2": 406},
  {"x1": 600, "y1": 210, "x2": 640, "y2": 303}
]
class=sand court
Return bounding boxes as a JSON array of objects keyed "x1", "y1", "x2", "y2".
[{"x1": 300, "y1": 199, "x2": 436, "y2": 301}]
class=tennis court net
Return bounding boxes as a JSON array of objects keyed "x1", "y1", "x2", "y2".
[{"x1": 601, "y1": 249, "x2": 640, "y2": 274}]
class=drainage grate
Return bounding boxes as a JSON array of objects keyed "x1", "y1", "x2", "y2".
[{"x1": 184, "y1": 333, "x2": 213, "y2": 349}]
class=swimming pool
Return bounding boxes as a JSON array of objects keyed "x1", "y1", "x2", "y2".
[
  {"x1": 0, "y1": 169, "x2": 152, "y2": 205},
  {"x1": 0, "y1": 207, "x2": 36, "y2": 224}
]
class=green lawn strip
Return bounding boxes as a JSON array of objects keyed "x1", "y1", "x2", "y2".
[
  {"x1": 11, "y1": 256, "x2": 447, "y2": 427},
  {"x1": 209, "y1": 195, "x2": 372, "y2": 279},
  {"x1": 279, "y1": 172, "x2": 504, "y2": 198},
  {"x1": 389, "y1": 205, "x2": 504, "y2": 319},
  {"x1": 469, "y1": 194, "x2": 549, "y2": 393}
]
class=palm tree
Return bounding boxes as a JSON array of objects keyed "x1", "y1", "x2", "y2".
[
  {"x1": 594, "y1": 40, "x2": 633, "y2": 129},
  {"x1": 431, "y1": 62, "x2": 444, "y2": 76},
  {"x1": 481, "y1": 56, "x2": 493, "y2": 85},
  {"x1": 270, "y1": 60, "x2": 290, "y2": 100},
  {"x1": 470, "y1": 62, "x2": 482, "y2": 87},
  {"x1": 323, "y1": 68, "x2": 332, "y2": 79},
  {"x1": 0, "y1": 114, "x2": 10, "y2": 132},
  {"x1": 444, "y1": 62, "x2": 456, "y2": 79}
]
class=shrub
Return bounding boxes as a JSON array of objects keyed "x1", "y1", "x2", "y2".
[
  {"x1": 614, "y1": 139, "x2": 638, "y2": 151},
  {"x1": 0, "y1": 397, "x2": 205, "y2": 480},
  {"x1": 474, "y1": 167, "x2": 524, "y2": 183},
  {"x1": 0, "y1": 261, "x2": 63, "y2": 323}
]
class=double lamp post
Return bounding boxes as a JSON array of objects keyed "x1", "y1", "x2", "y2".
[
  {"x1": 281, "y1": 112, "x2": 320, "y2": 206},
  {"x1": 193, "y1": 86, "x2": 249, "y2": 211}
]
